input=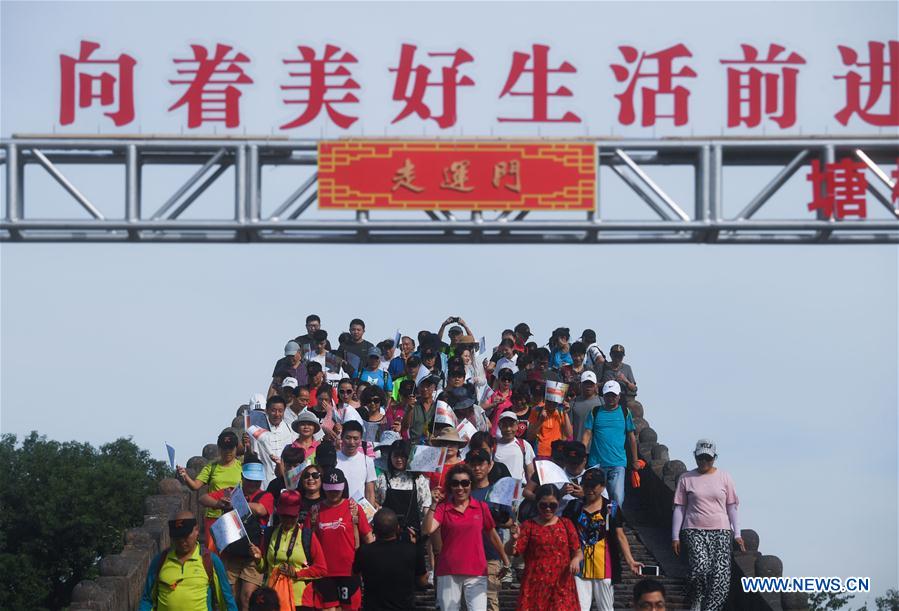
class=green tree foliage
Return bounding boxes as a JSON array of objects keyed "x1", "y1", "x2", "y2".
[
  {"x1": 810, "y1": 591, "x2": 858, "y2": 611},
  {"x1": 810, "y1": 590, "x2": 899, "y2": 611},
  {"x1": 0, "y1": 432, "x2": 167, "y2": 610},
  {"x1": 874, "y1": 589, "x2": 899, "y2": 611}
]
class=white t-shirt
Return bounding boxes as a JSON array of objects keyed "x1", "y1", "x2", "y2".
[
  {"x1": 494, "y1": 437, "x2": 535, "y2": 483},
  {"x1": 495, "y1": 356, "x2": 519, "y2": 374},
  {"x1": 336, "y1": 450, "x2": 377, "y2": 501},
  {"x1": 253, "y1": 420, "x2": 299, "y2": 488}
]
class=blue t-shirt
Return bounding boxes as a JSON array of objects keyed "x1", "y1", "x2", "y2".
[
  {"x1": 359, "y1": 368, "x2": 393, "y2": 392},
  {"x1": 551, "y1": 350, "x2": 574, "y2": 369},
  {"x1": 387, "y1": 356, "x2": 406, "y2": 380},
  {"x1": 583, "y1": 406, "x2": 635, "y2": 468},
  {"x1": 471, "y1": 486, "x2": 502, "y2": 561}
]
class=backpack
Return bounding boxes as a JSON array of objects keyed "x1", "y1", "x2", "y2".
[
  {"x1": 309, "y1": 498, "x2": 361, "y2": 548},
  {"x1": 151, "y1": 546, "x2": 215, "y2": 608},
  {"x1": 221, "y1": 489, "x2": 267, "y2": 557},
  {"x1": 591, "y1": 403, "x2": 631, "y2": 438}
]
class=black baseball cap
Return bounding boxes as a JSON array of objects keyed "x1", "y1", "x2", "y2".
[
  {"x1": 563, "y1": 442, "x2": 587, "y2": 462},
  {"x1": 217, "y1": 430, "x2": 238, "y2": 449},
  {"x1": 581, "y1": 467, "x2": 607, "y2": 487},
  {"x1": 514, "y1": 323, "x2": 532, "y2": 337},
  {"x1": 316, "y1": 441, "x2": 338, "y2": 469},
  {"x1": 465, "y1": 448, "x2": 492, "y2": 464}
]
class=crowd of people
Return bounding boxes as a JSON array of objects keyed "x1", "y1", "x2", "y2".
[{"x1": 143, "y1": 315, "x2": 743, "y2": 611}]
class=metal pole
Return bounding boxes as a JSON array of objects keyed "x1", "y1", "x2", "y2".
[
  {"x1": 737, "y1": 149, "x2": 809, "y2": 220},
  {"x1": 287, "y1": 192, "x2": 318, "y2": 220},
  {"x1": 614, "y1": 149, "x2": 690, "y2": 221},
  {"x1": 248, "y1": 145, "x2": 261, "y2": 222},
  {"x1": 816, "y1": 145, "x2": 836, "y2": 241},
  {"x1": 150, "y1": 148, "x2": 227, "y2": 220},
  {"x1": 854, "y1": 148, "x2": 895, "y2": 190},
  {"x1": 608, "y1": 164, "x2": 671, "y2": 220},
  {"x1": 268, "y1": 171, "x2": 317, "y2": 220},
  {"x1": 235, "y1": 145, "x2": 247, "y2": 225},
  {"x1": 125, "y1": 145, "x2": 140, "y2": 222},
  {"x1": 695, "y1": 145, "x2": 710, "y2": 222},
  {"x1": 6, "y1": 143, "x2": 21, "y2": 222},
  {"x1": 32, "y1": 149, "x2": 105, "y2": 219},
  {"x1": 168, "y1": 164, "x2": 230, "y2": 219}
]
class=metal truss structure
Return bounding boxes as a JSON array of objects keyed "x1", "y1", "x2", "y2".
[{"x1": 2, "y1": 136, "x2": 897, "y2": 244}]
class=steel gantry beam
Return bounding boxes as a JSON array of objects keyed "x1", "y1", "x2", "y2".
[{"x1": 2, "y1": 136, "x2": 897, "y2": 244}]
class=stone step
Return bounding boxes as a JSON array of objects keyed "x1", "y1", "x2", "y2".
[{"x1": 411, "y1": 524, "x2": 691, "y2": 610}]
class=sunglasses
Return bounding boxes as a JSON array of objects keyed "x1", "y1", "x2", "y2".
[
  {"x1": 368, "y1": 397, "x2": 383, "y2": 403},
  {"x1": 449, "y1": 479, "x2": 471, "y2": 488},
  {"x1": 302, "y1": 472, "x2": 322, "y2": 480},
  {"x1": 538, "y1": 501, "x2": 559, "y2": 511},
  {"x1": 339, "y1": 389, "x2": 354, "y2": 394}
]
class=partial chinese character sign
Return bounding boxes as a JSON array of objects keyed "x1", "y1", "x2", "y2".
[{"x1": 318, "y1": 141, "x2": 595, "y2": 210}]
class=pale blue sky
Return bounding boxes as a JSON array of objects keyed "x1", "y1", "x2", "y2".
[{"x1": 1, "y1": 0, "x2": 897, "y2": 599}]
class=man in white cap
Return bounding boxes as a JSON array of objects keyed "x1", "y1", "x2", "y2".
[
  {"x1": 494, "y1": 410, "x2": 535, "y2": 485},
  {"x1": 270, "y1": 340, "x2": 308, "y2": 395},
  {"x1": 571, "y1": 371, "x2": 603, "y2": 441},
  {"x1": 580, "y1": 380, "x2": 637, "y2": 506}
]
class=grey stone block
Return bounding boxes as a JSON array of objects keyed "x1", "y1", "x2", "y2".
[
  {"x1": 741, "y1": 529, "x2": 760, "y2": 552},
  {"x1": 144, "y1": 494, "x2": 184, "y2": 519},
  {"x1": 202, "y1": 443, "x2": 220, "y2": 461},
  {"x1": 756, "y1": 554, "x2": 783, "y2": 577},
  {"x1": 158, "y1": 477, "x2": 182, "y2": 495},
  {"x1": 782, "y1": 592, "x2": 809, "y2": 610},
  {"x1": 639, "y1": 427, "x2": 658, "y2": 444}
]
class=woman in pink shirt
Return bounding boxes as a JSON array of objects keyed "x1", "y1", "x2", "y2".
[
  {"x1": 672, "y1": 439, "x2": 745, "y2": 611},
  {"x1": 422, "y1": 463, "x2": 510, "y2": 611}
]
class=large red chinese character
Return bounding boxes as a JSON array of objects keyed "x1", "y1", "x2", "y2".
[
  {"x1": 834, "y1": 41, "x2": 899, "y2": 126},
  {"x1": 389, "y1": 44, "x2": 474, "y2": 128},
  {"x1": 806, "y1": 158, "x2": 868, "y2": 219},
  {"x1": 281, "y1": 45, "x2": 360, "y2": 130},
  {"x1": 498, "y1": 44, "x2": 579, "y2": 123},
  {"x1": 169, "y1": 44, "x2": 253, "y2": 128},
  {"x1": 611, "y1": 44, "x2": 696, "y2": 126},
  {"x1": 59, "y1": 41, "x2": 136, "y2": 126},
  {"x1": 720, "y1": 44, "x2": 805, "y2": 129}
]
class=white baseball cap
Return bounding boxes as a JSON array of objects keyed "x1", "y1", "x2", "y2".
[
  {"x1": 601, "y1": 380, "x2": 621, "y2": 395},
  {"x1": 281, "y1": 377, "x2": 299, "y2": 389},
  {"x1": 694, "y1": 439, "x2": 717, "y2": 458},
  {"x1": 249, "y1": 393, "x2": 265, "y2": 411},
  {"x1": 498, "y1": 410, "x2": 519, "y2": 422},
  {"x1": 580, "y1": 371, "x2": 597, "y2": 384}
]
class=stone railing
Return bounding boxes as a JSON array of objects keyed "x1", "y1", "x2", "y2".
[
  {"x1": 68, "y1": 442, "x2": 222, "y2": 611},
  {"x1": 628, "y1": 405, "x2": 808, "y2": 611}
]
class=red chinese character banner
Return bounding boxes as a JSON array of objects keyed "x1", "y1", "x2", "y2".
[{"x1": 318, "y1": 141, "x2": 595, "y2": 211}]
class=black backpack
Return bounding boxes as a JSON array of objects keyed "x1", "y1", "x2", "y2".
[{"x1": 222, "y1": 490, "x2": 267, "y2": 557}]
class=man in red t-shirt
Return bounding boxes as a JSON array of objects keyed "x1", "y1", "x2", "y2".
[
  {"x1": 305, "y1": 468, "x2": 374, "y2": 611},
  {"x1": 204, "y1": 460, "x2": 274, "y2": 610}
]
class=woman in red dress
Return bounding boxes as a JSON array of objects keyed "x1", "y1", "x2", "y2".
[{"x1": 507, "y1": 484, "x2": 582, "y2": 611}]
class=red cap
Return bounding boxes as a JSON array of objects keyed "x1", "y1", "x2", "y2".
[{"x1": 276, "y1": 489, "x2": 302, "y2": 517}]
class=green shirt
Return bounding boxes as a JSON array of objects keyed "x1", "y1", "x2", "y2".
[
  {"x1": 156, "y1": 545, "x2": 216, "y2": 610},
  {"x1": 197, "y1": 460, "x2": 242, "y2": 518}
]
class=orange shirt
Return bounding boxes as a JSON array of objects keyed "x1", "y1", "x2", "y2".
[{"x1": 528, "y1": 407, "x2": 565, "y2": 457}]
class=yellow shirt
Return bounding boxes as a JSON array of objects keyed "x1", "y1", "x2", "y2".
[
  {"x1": 155, "y1": 545, "x2": 212, "y2": 611},
  {"x1": 197, "y1": 460, "x2": 242, "y2": 518}
]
